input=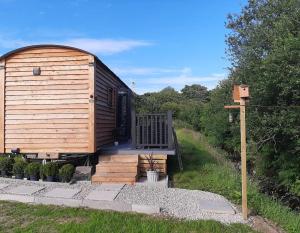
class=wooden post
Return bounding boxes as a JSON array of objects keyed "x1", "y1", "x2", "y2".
[
  {"x1": 131, "y1": 109, "x2": 136, "y2": 148},
  {"x1": 88, "y1": 56, "x2": 95, "y2": 153},
  {"x1": 240, "y1": 98, "x2": 248, "y2": 220},
  {"x1": 225, "y1": 84, "x2": 249, "y2": 220},
  {"x1": 167, "y1": 111, "x2": 173, "y2": 149}
]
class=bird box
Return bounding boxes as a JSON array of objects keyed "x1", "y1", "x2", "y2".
[{"x1": 233, "y1": 84, "x2": 249, "y2": 102}]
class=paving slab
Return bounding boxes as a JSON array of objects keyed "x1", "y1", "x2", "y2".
[
  {"x1": 96, "y1": 184, "x2": 125, "y2": 191},
  {"x1": 85, "y1": 190, "x2": 120, "y2": 201},
  {"x1": 82, "y1": 200, "x2": 132, "y2": 212},
  {"x1": 198, "y1": 199, "x2": 235, "y2": 214},
  {"x1": 0, "y1": 194, "x2": 34, "y2": 203},
  {"x1": 0, "y1": 183, "x2": 10, "y2": 190},
  {"x1": 132, "y1": 204, "x2": 161, "y2": 214},
  {"x1": 43, "y1": 188, "x2": 81, "y2": 198},
  {"x1": 35, "y1": 196, "x2": 82, "y2": 207},
  {"x1": 7, "y1": 185, "x2": 44, "y2": 195}
]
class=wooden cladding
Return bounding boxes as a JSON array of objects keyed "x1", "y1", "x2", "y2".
[
  {"x1": 0, "y1": 45, "x2": 130, "y2": 155},
  {"x1": 132, "y1": 111, "x2": 174, "y2": 149}
]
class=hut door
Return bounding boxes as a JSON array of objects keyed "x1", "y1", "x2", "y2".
[{"x1": 117, "y1": 92, "x2": 129, "y2": 141}]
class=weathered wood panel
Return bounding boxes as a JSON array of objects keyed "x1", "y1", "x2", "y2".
[
  {"x1": 0, "y1": 60, "x2": 5, "y2": 153},
  {"x1": 3, "y1": 47, "x2": 91, "y2": 154}
]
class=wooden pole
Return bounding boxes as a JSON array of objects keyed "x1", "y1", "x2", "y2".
[{"x1": 240, "y1": 98, "x2": 248, "y2": 220}]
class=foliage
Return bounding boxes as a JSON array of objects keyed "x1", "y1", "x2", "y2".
[
  {"x1": 59, "y1": 164, "x2": 75, "y2": 182},
  {"x1": 25, "y1": 162, "x2": 41, "y2": 177},
  {"x1": 172, "y1": 128, "x2": 300, "y2": 233},
  {"x1": 12, "y1": 159, "x2": 27, "y2": 176},
  {"x1": 200, "y1": 0, "x2": 300, "y2": 195},
  {"x1": 0, "y1": 156, "x2": 13, "y2": 173},
  {"x1": 145, "y1": 154, "x2": 158, "y2": 171},
  {"x1": 181, "y1": 84, "x2": 209, "y2": 102},
  {"x1": 42, "y1": 162, "x2": 59, "y2": 177}
]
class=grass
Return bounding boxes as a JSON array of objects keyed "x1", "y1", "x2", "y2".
[
  {"x1": 0, "y1": 201, "x2": 255, "y2": 233},
  {"x1": 171, "y1": 128, "x2": 300, "y2": 233}
]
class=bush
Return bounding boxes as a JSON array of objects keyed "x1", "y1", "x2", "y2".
[
  {"x1": 25, "y1": 162, "x2": 41, "y2": 178},
  {"x1": 59, "y1": 164, "x2": 75, "y2": 182},
  {"x1": 12, "y1": 159, "x2": 27, "y2": 177},
  {"x1": 42, "y1": 162, "x2": 58, "y2": 178},
  {"x1": 0, "y1": 156, "x2": 13, "y2": 174}
]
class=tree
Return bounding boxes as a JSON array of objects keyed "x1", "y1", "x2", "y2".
[{"x1": 181, "y1": 84, "x2": 209, "y2": 102}]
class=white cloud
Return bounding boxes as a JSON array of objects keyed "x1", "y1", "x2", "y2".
[{"x1": 0, "y1": 37, "x2": 152, "y2": 55}]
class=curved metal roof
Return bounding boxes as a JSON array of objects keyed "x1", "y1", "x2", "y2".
[{"x1": 0, "y1": 44, "x2": 130, "y2": 90}]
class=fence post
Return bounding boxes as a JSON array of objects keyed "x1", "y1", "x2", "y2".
[
  {"x1": 167, "y1": 111, "x2": 173, "y2": 149},
  {"x1": 131, "y1": 109, "x2": 136, "y2": 148}
]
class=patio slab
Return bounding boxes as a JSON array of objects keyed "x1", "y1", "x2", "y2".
[
  {"x1": 85, "y1": 190, "x2": 120, "y2": 201},
  {"x1": 96, "y1": 184, "x2": 125, "y2": 191},
  {"x1": 0, "y1": 183, "x2": 10, "y2": 190},
  {"x1": 198, "y1": 199, "x2": 235, "y2": 215},
  {"x1": 43, "y1": 188, "x2": 81, "y2": 199},
  {"x1": 7, "y1": 185, "x2": 44, "y2": 195}
]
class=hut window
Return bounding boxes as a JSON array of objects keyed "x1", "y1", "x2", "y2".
[{"x1": 107, "y1": 87, "x2": 113, "y2": 107}]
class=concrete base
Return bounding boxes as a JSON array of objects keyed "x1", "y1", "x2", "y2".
[{"x1": 132, "y1": 204, "x2": 161, "y2": 214}]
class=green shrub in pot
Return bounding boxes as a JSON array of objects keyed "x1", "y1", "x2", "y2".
[
  {"x1": 12, "y1": 159, "x2": 27, "y2": 179},
  {"x1": 0, "y1": 157, "x2": 13, "y2": 177},
  {"x1": 25, "y1": 162, "x2": 41, "y2": 181},
  {"x1": 42, "y1": 162, "x2": 58, "y2": 182},
  {"x1": 59, "y1": 164, "x2": 75, "y2": 182}
]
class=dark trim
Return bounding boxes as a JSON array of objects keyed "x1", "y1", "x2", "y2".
[{"x1": 0, "y1": 44, "x2": 131, "y2": 91}]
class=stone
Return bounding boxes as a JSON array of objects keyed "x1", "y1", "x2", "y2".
[
  {"x1": 198, "y1": 199, "x2": 236, "y2": 214},
  {"x1": 7, "y1": 185, "x2": 44, "y2": 195},
  {"x1": 96, "y1": 184, "x2": 125, "y2": 191},
  {"x1": 43, "y1": 188, "x2": 81, "y2": 198},
  {"x1": 82, "y1": 200, "x2": 132, "y2": 212},
  {"x1": 73, "y1": 166, "x2": 92, "y2": 181},
  {"x1": 35, "y1": 196, "x2": 82, "y2": 207},
  {"x1": 132, "y1": 204, "x2": 161, "y2": 214},
  {"x1": 0, "y1": 183, "x2": 9, "y2": 190},
  {"x1": 85, "y1": 190, "x2": 119, "y2": 201},
  {"x1": 0, "y1": 194, "x2": 34, "y2": 203}
]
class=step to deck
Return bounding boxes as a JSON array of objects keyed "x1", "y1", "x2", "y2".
[{"x1": 92, "y1": 154, "x2": 139, "y2": 184}]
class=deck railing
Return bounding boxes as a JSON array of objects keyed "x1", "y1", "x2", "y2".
[{"x1": 131, "y1": 111, "x2": 173, "y2": 149}]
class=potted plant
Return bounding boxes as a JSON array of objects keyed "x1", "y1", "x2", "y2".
[
  {"x1": 0, "y1": 156, "x2": 13, "y2": 177},
  {"x1": 112, "y1": 128, "x2": 119, "y2": 146},
  {"x1": 42, "y1": 162, "x2": 58, "y2": 182},
  {"x1": 25, "y1": 162, "x2": 41, "y2": 181},
  {"x1": 145, "y1": 153, "x2": 159, "y2": 182},
  {"x1": 12, "y1": 159, "x2": 27, "y2": 179},
  {"x1": 59, "y1": 164, "x2": 75, "y2": 183}
]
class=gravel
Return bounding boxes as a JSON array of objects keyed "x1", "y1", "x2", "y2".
[
  {"x1": 0, "y1": 177, "x2": 247, "y2": 224},
  {"x1": 116, "y1": 185, "x2": 246, "y2": 224}
]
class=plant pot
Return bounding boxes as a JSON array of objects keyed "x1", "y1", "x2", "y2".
[
  {"x1": 1, "y1": 170, "x2": 7, "y2": 177},
  {"x1": 46, "y1": 176, "x2": 54, "y2": 182},
  {"x1": 147, "y1": 170, "x2": 159, "y2": 183},
  {"x1": 15, "y1": 174, "x2": 23, "y2": 179},
  {"x1": 30, "y1": 175, "x2": 38, "y2": 181}
]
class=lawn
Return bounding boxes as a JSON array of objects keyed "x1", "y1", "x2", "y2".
[
  {"x1": 171, "y1": 128, "x2": 300, "y2": 233},
  {"x1": 0, "y1": 200, "x2": 255, "y2": 233}
]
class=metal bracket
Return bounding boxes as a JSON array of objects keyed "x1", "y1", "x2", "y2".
[
  {"x1": 88, "y1": 62, "x2": 95, "y2": 67},
  {"x1": 0, "y1": 65, "x2": 5, "y2": 70}
]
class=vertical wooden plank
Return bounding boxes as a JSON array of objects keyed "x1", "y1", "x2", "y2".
[
  {"x1": 88, "y1": 56, "x2": 95, "y2": 153},
  {"x1": 167, "y1": 111, "x2": 173, "y2": 149},
  {"x1": 0, "y1": 60, "x2": 5, "y2": 153},
  {"x1": 159, "y1": 115, "x2": 162, "y2": 146},
  {"x1": 240, "y1": 98, "x2": 248, "y2": 220}
]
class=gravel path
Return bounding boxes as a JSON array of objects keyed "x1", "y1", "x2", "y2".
[
  {"x1": 116, "y1": 185, "x2": 246, "y2": 224},
  {"x1": 0, "y1": 177, "x2": 246, "y2": 224}
]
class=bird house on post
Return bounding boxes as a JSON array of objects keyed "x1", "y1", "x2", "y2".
[{"x1": 233, "y1": 84, "x2": 249, "y2": 102}]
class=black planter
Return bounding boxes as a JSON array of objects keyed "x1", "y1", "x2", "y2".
[
  {"x1": 46, "y1": 176, "x2": 54, "y2": 182},
  {"x1": 15, "y1": 174, "x2": 23, "y2": 179},
  {"x1": 1, "y1": 170, "x2": 7, "y2": 177},
  {"x1": 29, "y1": 175, "x2": 38, "y2": 181}
]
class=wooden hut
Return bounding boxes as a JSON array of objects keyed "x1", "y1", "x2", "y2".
[{"x1": 0, "y1": 45, "x2": 132, "y2": 158}]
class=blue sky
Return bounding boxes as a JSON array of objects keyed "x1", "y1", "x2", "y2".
[{"x1": 0, "y1": 0, "x2": 246, "y2": 94}]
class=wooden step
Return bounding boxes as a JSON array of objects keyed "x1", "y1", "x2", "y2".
[
  {"x1": 99, "y1": 154, "x2": 138, "y2": 163},
  {"x1": 92, "y1": 175, "x2": 137, "y2": 184},
  {"x1": 96, "y1": 166, "x2": 137, "y2": 173},
  {"x1": 97, "y1": 161, "x2": 138, "y2": 167},
  {"x1": 95, "y1": 172, "x2": 137, "y2": 178}
]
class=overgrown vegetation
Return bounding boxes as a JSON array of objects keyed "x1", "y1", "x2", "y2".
[
  {"x1": 172, "y1": 129, "x2": 300, "y2": 233},
  {"x1": 0, "y1": 200, "x2": 256, "y2": 233},
  {"x1": 137, "y1": 0, "x2": 300, "y2": 198}
]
